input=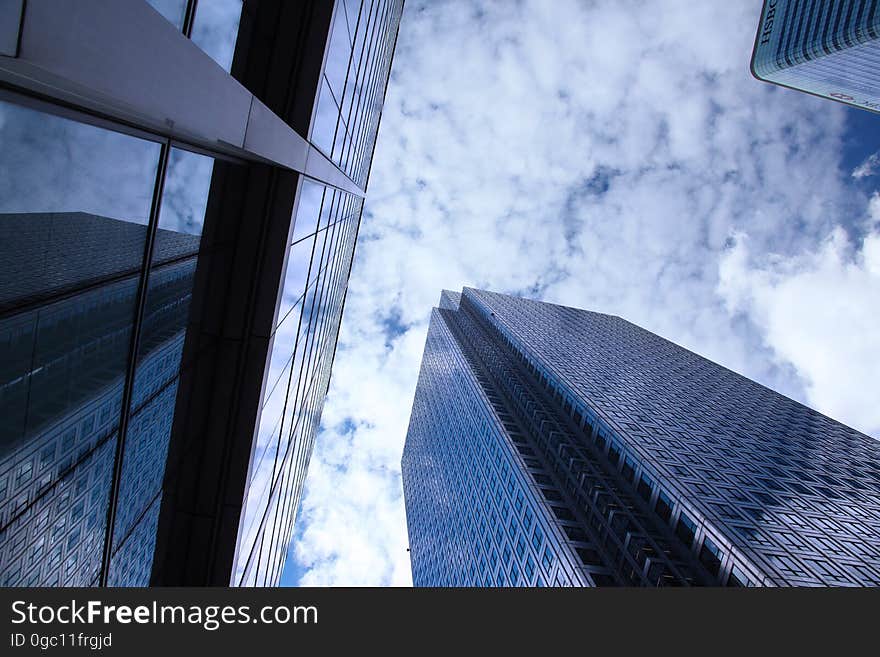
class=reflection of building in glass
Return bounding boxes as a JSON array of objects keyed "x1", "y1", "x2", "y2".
[
  {"x1": 0, "y1": 0, "x2": 403, "y2": 586},
  {"x1": 402, "y1": 289, "x2": 880, "y2": 586},
  {"x1": 751, "y1": 1, "x2": 880, "y2": 113},
  {"x1": 0, "y1": 212, "x2": 198, "y2": 586}
]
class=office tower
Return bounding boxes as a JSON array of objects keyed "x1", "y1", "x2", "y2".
[
  {"x1": 751, "y1": 0, "x2": 880, "y2": 113},
  {"x1": 0, "y1": 0, "x2": 403, "y2": 586},
  {"x1": 401, "y1": 288, "x2": 880, "y2": 586}
]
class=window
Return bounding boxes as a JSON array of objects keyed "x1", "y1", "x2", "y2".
[
  {"x1": 699, "y1": 536, "x2": 723, "y2": 577},
  {"x1": 522, "y1": 507, "x2": 534, "y2": 530},
  {"x1": 514, "y1": 490, "x2": 524, "y2": 513},
  {"x1": 727, "y1": 564, "x2": 752, "y2": 587},
  {"x1": 622, "y1": 455, "x2": 636, "y2": 482},
  {"x1": 655, "y1": 490, "x2": 673, "y2": 523},
  {"x1": 676, "y1": 511, "x2": 697, "y2": 547},
  {"x1": 509, "y1": 561, "x2": 521, "y2": 585},
  {"x1": 532, "y1": 525, "x2": 544, "y2": 550},
  {"x1": 637, "y1": 474, "x2": 654, "y2": 501},
  {"x1": 542, "y1": 547, "x2": 554, "y2": 571},
  {"x1": 525, "y1": 555, "x2": 536, "y2": 581},
  {"x1": 608, "y1": 441, "x2": 621, "y2": 466}
]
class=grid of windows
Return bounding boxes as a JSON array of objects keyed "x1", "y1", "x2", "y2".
[
  {"x1": 751, "y1": 0, "x2": 880, "y2": 113},
  {"x1": 402, "y1": 288, "x2": 880, "y2": 586},
  {"x1": 312, "y1": 0, "x2": 402, "y2": 187},
  {"x1": 402, "y1": 296, "x2": 585, "y2": 587}
]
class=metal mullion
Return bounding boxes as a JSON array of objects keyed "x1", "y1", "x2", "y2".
[
  {"x1": 328, "y1": 0, "x2": 359, "y2": 162},
  {"x1": 98, "y1": 140, "x2": 171, "y2": 586},
  {"x1": 343, "y1": 0, "x2": 392, "y2": 173},
  {"x1": 355, "y1": 19, "x2": 396, "y2": 184},
  {"x1": 262, "y1": 408, "x2": 302, "y2": 584},
  {"x1": 360, "y1": 2, "x2": 402, "y2": 189},
  {"x1": 183, "y1": 0, "x2": 199, "y2": 38},
  {"x1": 287, "y1": 217, "x2": 337, "y2": 418},
  {"x1": 340, "y1": 0, "x2": 385, "y2": 167},
  {"x1": 348, "y1": 18, "x2": 392, "y2": 179}
]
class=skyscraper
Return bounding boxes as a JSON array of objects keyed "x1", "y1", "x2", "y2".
[
  {"x1": 401, "y1": 288, "x2": 880, "y2": 586},
  {"x1": 0, "y1": 0, "x2": 403, "y2": 586},
  {"x1": 751, "y1": 0, "x2": 880, "y2": 113}
]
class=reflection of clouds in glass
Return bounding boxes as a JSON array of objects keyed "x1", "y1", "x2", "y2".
[
  {"x1": 0, "y1": 100, "x2": 159, "y2": 223},
  {"x1": 311, "y1": 79, "x2": 342, "y2": 156},
  {"x1": 291, "y1": 180, "x2": 325, "y2": 243},
  {"x1": 191, "y1": 0, "x2": 243, "y2": 72},
  {"x1": 343, "y1": 0, "x2": 362, "y2": 35},
  {"x1": 324, "y1": 3, "x2": 352, "y2": 101},
  {"x1": 159, "y1": 147, "x2": 214, "y2": 236},
  {"x1": 145, "y1": 0, "x2": 188, "y2": 29}
]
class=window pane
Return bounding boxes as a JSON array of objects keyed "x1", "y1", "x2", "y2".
[
  {"x1": 0, "y1": 100, "x2": 161, "y2": 586},
  {"x1": 108, "y1": 148, "x2": 216, "y2": 585},
  {"x1": 290, "y1": 180, "x2": 324, "y2": 245},
  {"x1": 146, "y1": 0, "x2": 189, "y2": 30},
  {"x1": 191, "y1": 0, "x2": 243, "y2": 72},
  {"x1": 311, "y1": 78, "x2": 342, "y2": 157}
]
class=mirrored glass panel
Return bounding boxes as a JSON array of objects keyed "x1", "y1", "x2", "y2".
[
  {"x1": 191, "y1": 0, "x2": 243, "y2": 72},
  {"x1": 0, "y1": 100, "x2": 161, "y2": 586},
  {"x1": 108, "y1": 147, "x2": 215, "y2": 585},
  {"x1": 146, "y1": 0, "x2": 188, "y2": 30}
]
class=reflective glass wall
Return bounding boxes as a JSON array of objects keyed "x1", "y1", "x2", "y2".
[
  {"x1": 312, "y1": 0, "x2": 401, "y2": 187},
  {"x1": 0, "y1": 0, "x2": 403, "y2": 587},
  {"x1": 234, "y1": 180, "x2": 363, "y2": 586},
  {"x1": 231, "y1": 0, "x2": 403, "y2": 586},
  {"x1": 0, "y1": 98, "x2": 221, "y2": 586}
]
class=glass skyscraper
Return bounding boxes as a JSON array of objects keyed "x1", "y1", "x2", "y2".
[
  {"x1": 0, "y1": 0, "x2": 402, "y2": 586},
  {"x1": 402, "y1": 288, "x2": 880, "y2": 586},
  {"x1": 751, "y1": 0, "x2": 880, "y2": 112}
]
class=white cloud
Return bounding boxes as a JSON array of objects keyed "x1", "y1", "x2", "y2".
[
  {"x1": 286, "y1": 0, "x2": 878, "y2": 586},
  {"x1": 853, "y1": 151, "x2": 880, "y2": 179},
  {"x1": 718, "y1": 224, "x2": 880, "y2": 438}
]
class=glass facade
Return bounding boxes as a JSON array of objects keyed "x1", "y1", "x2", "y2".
[
  {"x1": 312, "y1": 0, "x2": 400, "y2": 187},
  {"x1": 751, "y1": 0, "x2": 880, "y2": 113},
  {"x1": 402, "y1": 288, "x2": 880, "y2": 586},
  {"x1": 233, "y1": 181, "x2": 364, "y2": 586},
  {"x1": 0, "y1": 0, "x2": 403, "y2": 587}
]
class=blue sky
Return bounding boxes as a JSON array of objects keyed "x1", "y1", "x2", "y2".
[{"x1": 280, "y1": 0, "x2": 880, "y2": 586}]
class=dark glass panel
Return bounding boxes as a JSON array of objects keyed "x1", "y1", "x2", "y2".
[
  {"x1": 108, "y1": 148, "x2": 214, "y2": 582},
  {"x1": 0, "y1": 100, "x2": 160, "y2": 586}
]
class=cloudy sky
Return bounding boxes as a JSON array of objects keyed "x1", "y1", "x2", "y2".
[{"x1": 281, "y1": 0, "x2": 880, "y2": 586}]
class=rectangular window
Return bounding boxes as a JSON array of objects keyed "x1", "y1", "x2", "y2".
[
  {"x1": 676, "y1": 511, "x2": 697, "y2": 546},
  {"x1": 656, "y1": 490, "x2": 673, "y2": 523},
  {"x1": 727, "y1": 564, "x2": 752, "y2": 587},
  {"x1": 622, "y1": 455, "x2": 636, "y2": 482},
  {"x1": 637, "y1": 474, "x2": 653, "y2": 501},
  {"x1": 608, "y1": 441, "x2": 621, "y2": 466},
  {"x1": 699, "y1": 536, "x2": 723, "y2": 577}
]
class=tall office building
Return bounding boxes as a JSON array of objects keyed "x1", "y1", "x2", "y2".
[
  {"x1": 751, "y1": 0, "x2": 880, "y2": 113},
  {"x1": 402, "y1": 288, "x2": 880, "y2": 586},
  {"x1": 0, "y1": 0, "x2": 403, "y2": 586}
]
